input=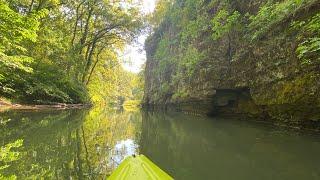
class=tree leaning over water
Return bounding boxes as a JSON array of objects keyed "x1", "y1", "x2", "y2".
[{"x1": 0, "y1": 0, "x2": 143, "y2": 104}]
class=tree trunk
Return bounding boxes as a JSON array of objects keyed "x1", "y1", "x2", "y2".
[
  {"x1": 71, "y1": 1, "x2": 85, "y2": 45},
  {"x1": 80, "y1": 4, "x2": 93, "y2": 47},
  {"x1": 82, "y1": 39, "x2": 97, "y2": 83},
  {"x1": 86, "y1": 47, "x2": 105, "y2": 85}
]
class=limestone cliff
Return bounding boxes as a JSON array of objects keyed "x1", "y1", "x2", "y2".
[{"x1": 144, "y1": 0, "x2": 320, "y2": 128}]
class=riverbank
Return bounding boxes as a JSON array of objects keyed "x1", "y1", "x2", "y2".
[{"x1": 0, "y1": 98, "x2": 91, "y2": 112}]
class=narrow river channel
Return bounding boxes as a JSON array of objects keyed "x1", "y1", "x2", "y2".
[{"x1": 1, "y1": 107, "x2": 320, "y2": 179}]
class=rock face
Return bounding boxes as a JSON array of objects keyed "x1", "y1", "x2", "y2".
[{"x1": 144, "y1": 0, "x2": 320, "y2": 128}]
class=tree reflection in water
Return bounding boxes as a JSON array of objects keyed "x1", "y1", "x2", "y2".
[{"x1": 0, "y1": 106, "x2": 142, "y2": 179}]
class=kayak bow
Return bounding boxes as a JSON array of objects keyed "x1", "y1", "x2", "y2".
[{"x1": 108, "y1": 155, "x2": 173, "y2": 180}]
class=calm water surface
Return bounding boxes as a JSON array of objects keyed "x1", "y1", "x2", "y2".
[{"x1": 0, "y1": 107, "x2": 320, "y2": 179}]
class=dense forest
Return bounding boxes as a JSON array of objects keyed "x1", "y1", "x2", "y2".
[
  {"x1": 144, "y1": 0, "x2": 320, "y2": 124},
  {"x1": 0, "y1": 0, "x2": 144, "y2": 105}
]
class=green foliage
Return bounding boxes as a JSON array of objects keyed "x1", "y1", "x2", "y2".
[
  {"x1": 131, "y1": 70, "x2": 145, "y2": 102},
  {"x1": 172, "y1": 89, "x2": 189, "y2": 101},
  {"x1": 292, "y1": 13, "x2": 320, "y2": 64},
  {"x1": 211, "y1": 9, "x2": 241, "y2": 40},
  {"x1": 180, "y1": 18, "x2": 207, "y2": 45},
  {"x1": 88, "y1": 52, "x2": 144, "y2": 106},
  {"x1": 0, "y1": 0, "x2": 47, "y2": 98},
  {"x1": 248, "y1": 0, "x2": 310, "y2": 41},
  {"x1": 0, "y1": 0, "x2": 143, "y2": 104},
  {"x1": 0, "y1": 54, "x2": 33, "y2": 73},
  {"x1": 0, "y1": 1, "x2": 47, "y2": 52},
  {"x1": 149, "y1": 0, "x2": 173, "y2": 26},
  {"x1": 160, "y1": 82, "x2": 170, "y2": 95},
  {"x1": 155, "y1": 37, "x2": 172, "y2": 64},
  {"x1": 297, "y1": 37, "x2": 320, "y2": 64},
  {"x1": 180, "y1": 45, "x2": 204, "y2": 76}
]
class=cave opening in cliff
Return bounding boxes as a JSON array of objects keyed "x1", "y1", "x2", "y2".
[{"x1": 210, "y1": 88, "x2": 251, "y2": 115}]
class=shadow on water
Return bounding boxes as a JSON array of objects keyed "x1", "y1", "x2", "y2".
[
  {"x1": 139, "y1": 111, "x2": 320, "y2": 180},
  {"x1": 1, "y1": 108, "x2": 320, "y2": 179}
]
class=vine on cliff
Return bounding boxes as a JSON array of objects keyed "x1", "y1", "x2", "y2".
[
  {"x1": 248, "y1": 0, "x2": 314, "y2": 41},
  {"x1": 292, "y1": 13, "x2": 320, "y2": 64},
  {"x1": 211, "y1": 9, "x2": 241, "y2": 40}
]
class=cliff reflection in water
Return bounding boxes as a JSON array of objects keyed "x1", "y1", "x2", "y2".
[{"x1": 139, "y1": 111, "x2": 320, "y2": 180}]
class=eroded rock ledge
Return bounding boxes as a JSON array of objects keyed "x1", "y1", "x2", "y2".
[{"x1": 143, "y1": 0, "x2": 320, "y2": 129}]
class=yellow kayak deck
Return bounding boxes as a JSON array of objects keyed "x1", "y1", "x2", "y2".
[{"x1": 108, "y1": 155, "x2": 173, "y2": 180}]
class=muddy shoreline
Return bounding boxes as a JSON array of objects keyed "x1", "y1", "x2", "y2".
[{"x1": 0, "y1": 101, "x2": 92, "y2": 111}]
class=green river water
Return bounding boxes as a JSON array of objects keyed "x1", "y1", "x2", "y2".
[{"x1": 0, "y1": 107, "x2": 320, "y2": 180}]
